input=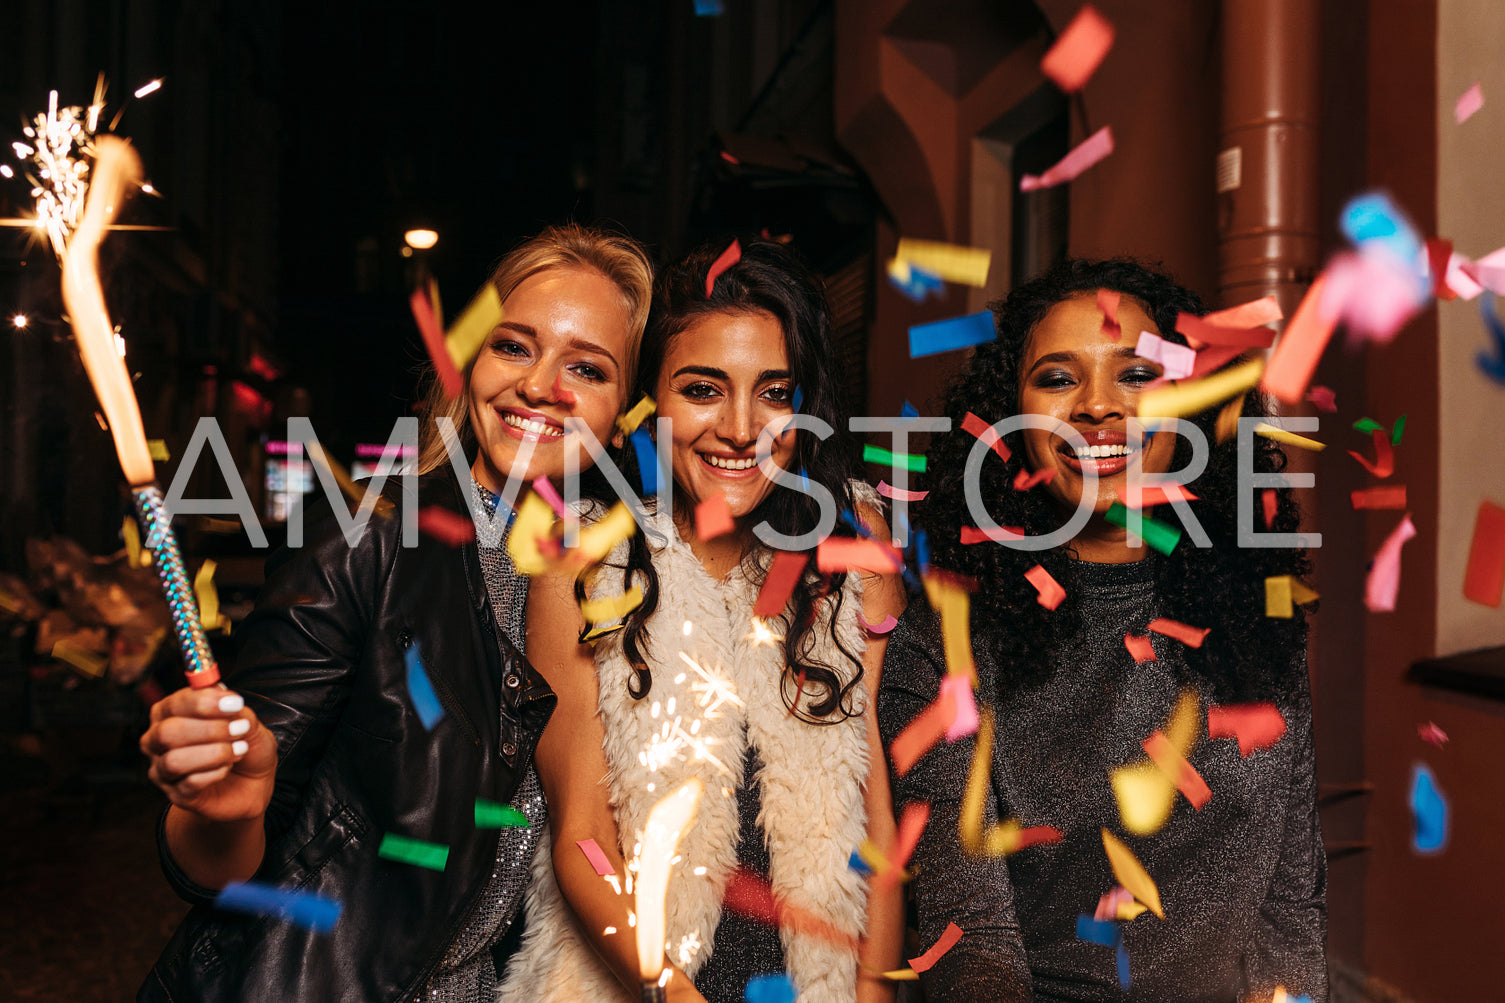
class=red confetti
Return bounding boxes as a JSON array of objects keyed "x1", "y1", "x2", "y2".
[
  {"x1": 875, "y1": 802, "x2": 931, "y2": 893},
  {"x1": 889, "y1": 689, "x2": 954, "y2": 776},
  {"x1": 418, "y1": 506, "x2": 475, "y2": 546},
  {"x1": 816, "y1": 538, "x2": 903, "y2": 574},
  {"x1": 1418, "y1": 721, "x2": 1449, "y2": 748},
  {"x1": 1463, "y1": 499, "x2": 1505, "y2": 607},
  {"x1": 724, "y1": 867, "x2": 858, "y2": 949},
  {"x1": 1142, "y1": 730, "x2": 1211, "y2": 809},
  {"x1": 550, "y1": 373, "x2": 578, "y2": 406},
  {"x1": 1147, "y1": 617, "x2": 1209, "y2": 648},
  {"x1": 1124, "y1": 484, "x2": 1198, "y2": 508},
  {"x1": 410, "y1": 288, "x2": 462, "y2": 398},
  {"x1": 1015, "y1": 825, "x2": 1064, "y2": 849},
  {"x1": 1024, "y1": 564, "x2": 1066, "y2": 610},
  {"x1": 705, "y1": 238, "x2": 742, "y2": 296},
  {"x1": 754, "y1": 551, "x2": 809, "y2": 618},
  {"x1": 1123, "y1": 633, "x2": 1156, "y2": 663},
  {"x1": 1013, "y1": 467, "x2": 1056, "y2": 491},
  {"x1": 1427, "y1": 237, "x2": 1458, "y2": 301},
  {"x1": 910, "y1": 922, "x2": 964, "y2": 974},
  {"x1": 1262, "y1": 489, "x2": 1278, "y2": 528},
  {"x1": 1175, "y1": 312, "x2": 1278, "y2": 348},
  {"x1": 1347, "y1": 428, "x2": 1396, "y2": 478},
  {"x1": 1207, "y1": 702, "x2": 1287, "y2": 756},
  {"x1": 961, "y1": 411, "x2": 1010, "y2": 462},
  {"x1": 960, "y1": 525, "x2": 1025, "y2": 545},
  {"x1": 1305, "y1": 385, "x2": 1338, "y2": 412},
  {"x1": 694, "y1": 492, "x2": 735, "y2": 541},
  {"x1": 1039, "y1": 4, "x2": 1114, "y2": 92},
  {"x1": 1097, "y1": 289, "x2": 1122, "y2": 341},
  {"x1": 1351, "y1": 486, "x2": 1407, "y2": 510}
]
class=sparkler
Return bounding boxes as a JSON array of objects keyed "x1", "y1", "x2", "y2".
[
  {"x1": 635, "y1": 777, "x2": 703, "y2": 1002},
  {"x1": 15, "y1": 83, "x2": 220, "y2": 688}
]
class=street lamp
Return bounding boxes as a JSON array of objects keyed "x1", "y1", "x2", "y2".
[{"x1": 404, "y1": 228, "x2": 439, "y2": 251}]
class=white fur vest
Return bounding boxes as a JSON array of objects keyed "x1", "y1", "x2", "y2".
[{"x1": 497, "y1": 502, "x2": 875, "y2": 1002}]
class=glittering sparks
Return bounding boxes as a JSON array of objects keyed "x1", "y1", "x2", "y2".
[
  {"x1": 677, "y1": 930, "x2": 703, "y2": 967},
  {"x1": 680, "y1": 651, "x2": 744, "y2": 719},
  {"x1": 747, "y1": 617, "x2": 783, "y2": 647},
  {"x1": 133, "y1": 79, "x2": 163, "y2": 99}
]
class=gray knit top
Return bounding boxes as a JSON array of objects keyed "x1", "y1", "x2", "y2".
[{"x1": 877, "y1": 556, "x2": 1327, "y2": 1002}]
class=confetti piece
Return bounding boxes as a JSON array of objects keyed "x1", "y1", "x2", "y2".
[
  {"x1": 1262, "y1": 488, "x2": 1278, "y2": 528},
  {"x1": 1103, "y1": 502, "x2": 1181, "y2": 556},
  {"x1": 908, "y1": 311, "x2": 996, "y2": 358},
  {"x1": 1391, "y1": 415, "x2": 1407, "y2": 445},
  {"x1": 877, "y1": 481, "x2": 927, "y2": 502},
  {"x1": 1306, "y1": 386, "x2": 1337, "y2": 411},
  {"x1": 909, "y1": 922, "x2": 964, "y2": 973},
  {"x1": 1024, "y1": 564, "x2": 1066, "y2": 610},
  {"x1": 923, "y1": 571, "x2": 977, "y2": 683},
  {"x1": 404, "y1": 643, "x2": 444, "y2": 730},
  {"x1": 194, "y1": 558, "x2": 226, "y2": 632},
  {"x1": 444, "y1": 284, "x2": 504, "y2": 373},
  {"x1": 508, "y1": 493, "x2": 559, "y2": 575},
  {"x1": 1175, "y1": 313, "x2": 1277, "y2": 349},
  {"x1": 1264, "y1": 575, "x2": 1319, "y2": 618},
  {"x1": 148, "y1": 439, "x2": 170, "y2": 461},
  {"x1": 744, "y1": 973, "x2": 796, "y2": 1003},
  {"x1": 411, "y1": 287, "x2": 462, "y2": 398},
  {"x1": 1262, "y1": 275, "x2": 1337, "y2": 405},
  {"x1": 1479, "y1": 294, "x2": 1505, "y2": 384},
  {"x1": 1124, "y1": 633, "x2": 1155, "y2": 663},
  {"x1": 1207, "y1": 703, "x2": 1287, "y2": 756},
  {"x1": 1455, "y1": 81, "x2": 1484, "y2": 123},
  {"x1": 1254, "y1": 422, "x2": 1326, "y2": 452},
  {"x1": 1147, "y1": 617, "x2": 1209, "y2": 648},
  {"x1": 1097, "y1": 289, "x2": 1121, "y2": 341},
  {"x1": 532, "y1": 476, "x2": 570, "y2": 520},
  {"x1": 550, "y1": 373, "x2": 578, "y2": 406},
  {"x1": 615, "y1": 395, "x2": 657, "y2": 437},
  {"x1": 1142, "y1": 731, "x2": 1211, "y2": 809},
  {"x1": 122, "y1": 515, "x2": 149, "y2": 567},
  {"x1": 1321, "y1": 248, "x2": 1429, "y2": 344},
  {"x1": 889, "y1": 690, "x2": 953, "y2": 777},
  {"x1": 629, "y1": 428, "x2": 659, "y2": 495},
  {"x1": 894, "y1": 238, "x2": 992, "y2": 287},
  {"x1": 1076, "y1": 914, "x2": 1118, "y2": 947},
  {"x1": 1123, "y1": 484, "x2": 1198, "y2": 508},
  {"x1": 1418, "y1": 721, "x2": 1449, "y2": 749},
  {"x1": 1117, "y1": 937, "x2": 1131, "y2": 989},
  {"x1": 694, "y1": 0, "x2": 725, "y2": 16},
  {"x1": 1100, "y1": 830, "x2": 1164, "y2": 919},
  {"x1": 960, "y1": 525, "x2": 1024, "y2": 544},
  {"x1": 580, "y1": 586, "x2": 644, "y2": 624},
  {"x1": 960, "y1": 709, "x2": 1063, "y2": 854},
  {"x1": 1353, "y1": 417, "x2": 1382, "y2": 434},
  {"x1": 575, "y1": 838, "x2": 616, "y2": 876},
  {"x1": 848, "y1": 850, "x2": 873, "y2": 876},
  {"x1": 1203, "y1": 295, "x2": 1284, "y2": 329},
  {"x1": 1133, "y1": 330, "x2": 1196, "y2": 380},
  {"x1": 215, "y1": 881, "x2": 341, "y2": 933},
  {"x1": 901, "y1": 400, "x2": 919, "y2": 418},
  {"x1": 1041, "y1": 3, "x2": 1114, "y2": 92},
  {"x1": 1464, "y1": 500, "x2": 1505, "y2": 607},
  {"x1": 1140, "y1": 357, "x2": 1264, "y2": 420},
  {"x1": 1213, "y1": 393, "x2": 1245, "y2": 444},
  {"x1": 1013, "y1": 466, "x2": 1056, "y2": 491},
  {"x1": 1110, "y1": 762, "x2": 1174, "y2": 835},
  {"x1": 1351, "y1": 486, "x2": 1407, "y2": 510},
  {"x1": 1365, "y1": 513, "x2": 1417, "y2": 612},
  {"x1": 695, "y1": 492, "x2": 735, "y2": 540},
  {"x1": 379, "y1": 833, "x2": 449, "y2": 871},
  {"x1": 753, "y1": 550, "x2": 809, "y2": 618},
  {"x1": 307, "y1": 442, "x2": 395, "y2": 520},
  {"x1": 475, "y1": 798, "x2": 530, "y2": 828},
  {"x1": 961, "y1": 411, "x2": 1011, "y2": 462},
  {"x1": 939, "y1": 673, "x2": 979, "y2": 741},
  {"x1": 723, "y1": 867, "x2": 859, "y2": 949},
  {"x1": 704, "y1": 239, "x2": 742, "y2": 296},
  {"x1": 1095, "y1": 886, "x2": 1147, "y2": 922},
  {"x1": 417, "y1": 506, "x2": 475, "y2": 546},
  {"x1": 863, "y1": 443, "x2": 926, "y2": 473},
  {"x1": 886, "y1": 258, "x2": 945, "y2": 302},
  {"x1": 816, "y1": 537, "x2": 902, "y2": 574},
  {"x1": 863, "y1": 615, "x2": 898, "y2": 634},
  {"x1": 883, "y1": 802, "x2": 931, "y2": 887},
  {"x1": 1020, "y1": 125, "x2": 1114, "y2": 191},
  {"x1": 1346, "y1": 428, "x2": 1395, "y2": 477},
  {"x1": 51, "y1": 638, "x2": 106, "y2": 677},
  {"x1": 1410, "y1": 762, "x2": 1448, "y2": 854}
]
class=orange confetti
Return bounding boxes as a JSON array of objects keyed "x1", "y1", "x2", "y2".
[
  {"x1": 754, "y1": 551, "x2": 809, "y2": 618},
  {"x1": 694, "y1": 492, "x2": 735, "y2": 540},
  {"x1": 1142, "y1": 731, "x2": 1211, "y2": 809},
  {"x1": 816, "y1": 537, "x2": 902, "y2": 574},
  {"x1": 1351, "y1": 485, "x2": 1407, "y2": 510},
  {"x1": 1147, "y1": 617, "x2": 1209, "y2": 648},
  {"x1": 1464, "y1": 500, "x2": 1505, "y2": 607},
  {"x1": 909, "y1": 922, "x2": 964, "y2": 974},
  {"x1": 1202, "y1": 295, "x2": 1283, "y2": 329},
  {"x1": 1039, "y1": 4, "x2": 1114, "y2": 92},
  {"x1": 1262, "y1": 274, "x2": 1337, "y2": 405},
  {"x1": 875, "y1": 802, "x2": 931, "y2": 893},
  {"x1": 889, "y1": 689, "x2": 954, "y2": 777},
  {"x1": 1123, "y1": 633, "x2": 1156, "y2": 663},
  {"x1": 1207, "y1": 703, "x2": 1287, "y2": 756},
  {"x1": 961, "y1": 411, "x2": 1010, "y2": 462},
  {"x1": 1024, "y1": 564, "x2": 1066, "y2": 610}
]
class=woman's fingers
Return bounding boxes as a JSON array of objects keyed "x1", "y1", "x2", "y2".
[
  {"x1": 165, "y1": 765, "x2": 234, "y2": 801},
  {"x1": 149, "y1": 686, "x2": 245, "y2": 725},
  {"x1": 151, "y1": 738, "x2": 248, "y2": 785}
]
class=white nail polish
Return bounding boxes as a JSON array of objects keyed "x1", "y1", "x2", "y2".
[
  {"x1": 218, "y1": 694, "x2": 244, "y2": 713},
  {"x1": 228, "y1": 718, "x2": 251, "y2": 737},
  {"x1": 232, "y1": 740, "x2": 249, "y2": 756}
]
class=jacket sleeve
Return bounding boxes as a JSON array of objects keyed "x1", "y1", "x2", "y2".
[
  {"x1": 1241, "y1": 650, "x2": 1329, "y2": 1002},
  {"x1": 877, "y1": 607, "x2": 1034, "y2": 1002}
]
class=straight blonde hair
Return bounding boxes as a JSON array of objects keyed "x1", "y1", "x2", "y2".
[{"x1": 414, "y1": 223, "x2": 653, "y2": 476}]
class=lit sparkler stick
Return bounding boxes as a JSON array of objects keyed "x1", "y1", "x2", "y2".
[
  {"x1": 635, "y1": 777, "x2": 703, "y2": 1002},
  {"x1": 46, "y1": 110, "x2": 219, "y2": 686}
]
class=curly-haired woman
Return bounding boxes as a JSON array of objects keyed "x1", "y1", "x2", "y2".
[{"x1": 878, "y1": 258, "x2": 1327, "y2": 1002}]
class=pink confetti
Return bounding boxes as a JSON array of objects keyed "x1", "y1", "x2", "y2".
[
  {"x1": 1124, "y1": 484, "x2": 1198, "y2": 508},
  {"x1": 1305, "y1": 386, "x2": 1338, "y2": 412},
  {"x1": 1019, "y1": 126, "x2": 1114, "y2": 191},
  {"x1": 1208, "y1": 703, "x2": 1287, "y2": 756},
  {"x1": 1262, "y1": 488, "x2": 1278, "y2": 528},
  {"x1": 960, "y1": 525, "x2": 1025, "y2": 545},
  {"x1": 1202, "y1": 295, "x2": 1284, "y2": 329},
  {"x1": 910, "y1": 922, "x2": 964, "y2": 974},
  {"x1": 417, "y1": 506, "x2": 475, "y2": 546},
  {"x1": 1097, "y1": 289, "x2": 1121, "y2": 341},
  {"x1": 1013, "y1": 467, "x2": 1056, "y2": 491},
  {"x1": 550, "y1": 373, "x2": 577, "y2": 406},
  {"x1": 1455, "y1": 81, "x2": 1484, "y2": 124},
  {"x1": 939, "y1": 674, "x2": 979, "y2": 741},
  {"x1": 1024, "y1": 564, "x2": 1066, "y2": 610},
  {"x1": 1320, "y1": 250, "x2": 1429, "y2": 345},
  {"x1": 1095, "y1": 887, "x2": 1135, "y2": 922},
  {"x1": 1365, "y1": 513, "x2": 1417, "y2": 613},
  {"x1": 961, "y1": 411, "x2": 1011, "y2": 462},
  {"x1": 877, "y1": 481, "x2": 927, "y2": 502},
  {"x1": 1040, "y1": 4, "x2": 1114, "y2": 92},
  {"x1": 705, "y1": 239, "x2": 742, "y2": 296},
  {"x1": 575, "y1": 838, "x2": 615, "y2": 876},
  {"x1": 1448, "y1": 251, "x2": 1487, "y2": 299},
  {"x1": 532, "y1": 476, "x2": 569, "y2": 519},
  {"x1": 1460, "y1": 246, "x2": 1505, "y2": 295},
  {"x1": 1133, "y1": 330, "x2": 1196, "y2": 380},
  {"x1": 1418, "y1": 721, "x2": 1449, "y2": 748},
  {"x1": 862, "y1": 614, "x2": 899, "y2": 635}
]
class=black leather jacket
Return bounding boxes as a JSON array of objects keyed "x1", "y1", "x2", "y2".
[{"x1": 140, "y1": 470, "x2": 556, "y2": 1002}]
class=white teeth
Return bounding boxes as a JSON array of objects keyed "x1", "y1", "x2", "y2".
[
  {"x1": 703, "y1": 454, "x2": 756, "y2": 471},
  {"x1": 503, "y1": 413, "x2": 562, "y2": 437},
  {"x1": 1074, "y1": 443, "x2": 1130, "y2": 459}
]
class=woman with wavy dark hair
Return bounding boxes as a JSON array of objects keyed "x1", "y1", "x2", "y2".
[
  {"x1": 504, "y1": 237, "x2": 905, "y2": 1002},
  {"x1": 878, "y1": 258, "x2": 1327, "y2": 1002}
]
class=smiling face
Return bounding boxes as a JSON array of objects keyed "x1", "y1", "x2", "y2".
[
  {"x1": 467, "y1": 265, "x2": 633, "y2": 489},
  {"x1": 1016, "y1": 290, "x2": 1180, "y2": 519},
  {"x1": 654, "y1": 310, "x2": 797, "y2": 527}
]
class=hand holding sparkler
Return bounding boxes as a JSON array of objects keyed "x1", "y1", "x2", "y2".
[{"x1": 635, "y1": 777, "x2": 703, "y2": 1002}]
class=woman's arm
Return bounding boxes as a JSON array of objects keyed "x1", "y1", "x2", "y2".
[
  {"x1": 528, "y1": 568, "x2": 707, "y2": 1003},
  {"x1": 853, "y1": 504, "x2": 907, "y2": 1003}
]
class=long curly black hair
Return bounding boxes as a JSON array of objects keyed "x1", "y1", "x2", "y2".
[
  {"x1": 612, "y1": 235, "x2": 868, "y2": 721},
  {"x1": 917, "y1": 257, "x2": 1313, "y2": 703}
]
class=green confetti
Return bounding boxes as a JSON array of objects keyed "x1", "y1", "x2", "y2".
[
  {"x1": 1391, "y1": 414, "x2": 1406, "y2": 446},
  {"x1": 475, "y1": 798, "x2": 530, "y2": 829},
  {"x1": 1353, "y1": 418, "x2": 1382, "y2": 434},
  {"x1": 1104, "y1": 502, "x2": 1182, "y2": 556},
  {"x1": 378, "y1": 833, "x2": 449, "y2": 871},
  {"x1": 862, "y1": 444, "x2": 926, "y2": 473}
]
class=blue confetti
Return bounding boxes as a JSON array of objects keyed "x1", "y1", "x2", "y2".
[
  {"x1": 1340, "y1": 192, "x2": 1422, "y2": 263},
  {"x1": 1075, "y1": 914, "x2": 1118, "y2": 947},
  {"x1": 405, "y1": 642, "x2": 444, "y2": 730},
  {"x1": 791, "y1": 385, "x2": 804, "y2": 413},
  {"x1": 215, "y1": 881, "x2": 342, "y2": 933},
  {"x1": 914, "y1": 528, "x2": 930, "y2": 574},
  {"x1": 908, "y1": 311, "x2": 996, "y2": 358},
  {"x1": 1115, "y1": 934, "x2": 1130, "y2": 989},
  {"x1": 629, "y1": 427, "x2": 659, "y2": 496},
  {"x1": 1410, "y1": 762, "x2": 1449, "y2": 854},
  {"x1": 847, "y1": 850, "x2": 873, "y2": 875},
  {"x1": 744, "y1": 973, "x2": 796, "y2": 1003},
  {"x1": 839, "y1": 509, "x2": 874, "y2": 539},
  {"x1": 901, "y1": 400, "x2": 919, "y2": 418},
  {"x1": 888, "y1": 263, "x2": 944, "y2": 303},
  {"x1": 1479, "y1": 294, "x2": 1505, "y2": 385},
  {"x1": 693, "y1": 0, "x2": 725, "y2": 15}
]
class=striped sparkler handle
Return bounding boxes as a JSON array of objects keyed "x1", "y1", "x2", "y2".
[{"x1": 132, "y1": 484, "x2": 219, "y2": 688}]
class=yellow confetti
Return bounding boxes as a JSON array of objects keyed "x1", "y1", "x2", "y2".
[
  {"x1": 960, "y1": 708, "x2": 1030, "y2": 855},
  {"x1": 857, "y1": 838, "x2": 893, "y2": 874},
  {"x1": 922, "y1": 573, "x2": 976, "y2": 683},
  {"x1": 575, "y1": 502, "x2": 637, "y2": 563},
  {"x1": 1110, "y1": 691, "x2": 1198, "y2": 835},
  {"x1": 894, "y1": 238, "x2": 992, "y2": 287},
  {"x1": 51, "y1": 638, "x2": 106, "y2": 677},
  {"x1": 443, "y1": 283, "x2": 503, "y2": 371},
  {"x1": 582, "y1": 623, "x2": 625, "y2": 644},
  {"x1": 194, "y1": 558, "x2": 228, "y2": 632},
  {"x1": 1117, "y1": 898, "x2": 1149, "y2": 921},
  {"x1": 1139, "y1": 357, "x2": 1265, "y2": 421},
  {"x1": 507, "y1": 492, "x2": 560, "y2": 575},
  {"x1": 580, "y1": 585, "x2": 644, "y2": 624},
  {"x1": 616, "y1": 395, "x2": 657, "y2": 437},
  {"x1": 1214, "y1": 393, "x2": 1244, "y2": 443},
  {"x1": 1264, "y1": 575, "x2": 1319, "y2": 618},
  {"x1": 122, "y1": 516, "x2": 151, "y2": 568},
  {"x1": 307, "y1": 442, "x2": 394, "y2": 519},
  {"x1": 1101, "y1": 829, "x2": 1164, "y2": 919},
  {"x1": 1253, "y1": 422, "x2": 1326, "y2": 451},
  {"x1": 147, "y1": 439, "x2": 170, "y2": 461},
  {"x1": 879, "y1": 969, "x2": 921, "y2": 981}
]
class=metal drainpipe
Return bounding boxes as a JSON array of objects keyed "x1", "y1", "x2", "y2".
[{"x1": 1217, "y1": 0, "x2": 1320, "y2": 314}]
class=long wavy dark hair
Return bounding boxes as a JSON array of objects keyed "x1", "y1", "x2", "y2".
[
  {"x1": 918, "y1": 257, "x2": 1313, "y2": 702},
  {"x1": 609, "y1": 236, "x2": 868, "y2": 721}
]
